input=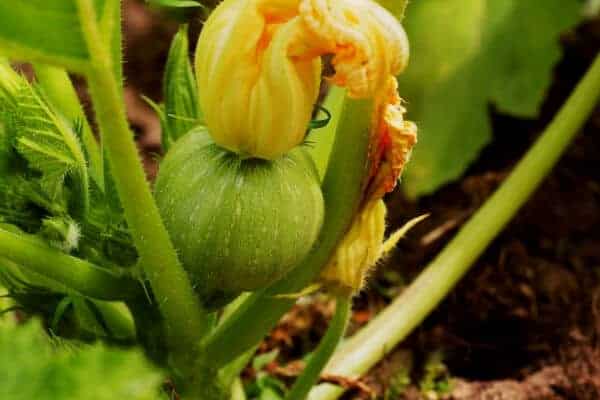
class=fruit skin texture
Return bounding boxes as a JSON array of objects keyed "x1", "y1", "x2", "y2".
[{"x1": 154, "y1": 128, "x2": 324, "y2": 307}]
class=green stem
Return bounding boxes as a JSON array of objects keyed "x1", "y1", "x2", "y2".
[
  {"x1": 201, "y1": 99, "x2": 373, "y2": 368},
  {"x1": 74, "y1": 0, "x2": 210, "y2": 379},
  {"x1": 219, "y1": 346, "x2": 258, "y2": 389},
  {"x1": 285, "y1": 293, "x2": 352, "y2": 400},
  {"x1": 0, "y1": 228, "x2": 140, "y2": 300},
  {"x1": 230, "y1": 378, "x2": 247, "y2": 400},
  {"x1": 93, "y1": 300, "x2": 137, "y2": 341},
  {"x1": 308, "y1": 54, "x2": 600, "y2": 400}
]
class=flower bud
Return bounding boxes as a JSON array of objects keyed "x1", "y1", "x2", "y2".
[
  {"x1": 40, "y1": 217, "x2": 81, "y2": 253},
  {"x1": 195, "y1": 0, "x2": 411, "y2": 159},
  {"x1": 320, "y1": 200, "x2": 386, "y2": 292},
  {"x1": 195, "y1": 0, "x2": 321, "y2": 159},
  {"x1": 320, "y1": 200, "x2": 426, "y2": 293}
]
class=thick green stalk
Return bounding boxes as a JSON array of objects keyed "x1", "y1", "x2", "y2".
[
  {"x1": 74, "y1": 0, "x2": 210, "y2": 379},
  {"x1": 307, "y1": 87, "x2": 346, "y2": 180},
  {"x1": 308, "y1": 54, "x2": 600, "y2": 400},
  {"x1": 0, "y1": 228, "x2": 139, "y2": 300},
  {"x1": 201, "y1": 99, "x2": 373, "y2": 367},
  {"x1": 285, "y1": 293, "x2": 352, "y2": 400}
]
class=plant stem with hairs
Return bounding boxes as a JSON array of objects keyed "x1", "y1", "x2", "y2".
[{"x1": 74, "y1": 0, "x2": 212, "y2": 394}]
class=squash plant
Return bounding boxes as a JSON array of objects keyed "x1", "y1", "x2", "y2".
[{"x1": 0, "y1": 0, "x2": 599, "y2": 399}]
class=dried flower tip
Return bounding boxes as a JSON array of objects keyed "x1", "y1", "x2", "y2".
[{"x1": 321, "y1": 203, "x2": 427, "y2": 293}]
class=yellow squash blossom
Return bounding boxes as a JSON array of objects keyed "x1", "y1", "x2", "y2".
[
  {"x1": 196, "y1": 0, "x2": 419, "y2": 291},
  {"x1": 196, "y1": 0, "x2": 412, "y2": 160}
]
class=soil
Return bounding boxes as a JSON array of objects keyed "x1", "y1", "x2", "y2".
[{"x1": 120, "y1": 2, "x2": 600, "y2": 399}]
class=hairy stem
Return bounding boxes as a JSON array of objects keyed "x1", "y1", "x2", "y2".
[
  {"x1": 285, "y1": 293, "x2": 352, "y2": 400},
  {"x1": 74, "y1": 0, "x2": 210, "y2": 385},
  {"x1": 0, "y1": 228, "x2": 140, "y2": 300},
  {"x1": 308, "y1": 53, "x2": 600, "y2": 400}
]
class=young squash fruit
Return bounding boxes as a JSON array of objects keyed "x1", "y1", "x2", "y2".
[{"x1": 154, "y1": 127, "x2": 324, "y2": 307}]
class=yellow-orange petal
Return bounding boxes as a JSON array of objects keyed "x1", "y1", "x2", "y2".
[
  {"x1": 320, "y1": 199, "x2": 387, "y2": 292},
  {"x1": 195, "y1": 0, "x2": 411, "y2": 159},
  {"x1": 366, "y1": 78, "x2": 417, "y2": 201},
  {"x1": 299, "y1": 0, "x2": 410, "y2": 98},
  {"x1": 196, "y1": 0, "x2": 321, "y2": 159}
]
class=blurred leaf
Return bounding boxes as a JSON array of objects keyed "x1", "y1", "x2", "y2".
[
  {"x1": 399, "y1": 0, "x2": 582, "y2": 197},
  {"x1": 0, "y1": 61, "x2": 21, "y2": 163},
  {"x1": 0, "y1": 320, "x2": 163, "y2": 400},
  {"x1": 377, "y1": 0, "x2": 408, "y2": 20},
  {"x1": 0, "y1": 110, "x2": 9, "y2": 176},
  {"x1": 584, "y1": 0, "x2": 600, "y2": 17},
  {"x1": 246, "y1": 373, "x2": 287, "y2": 400},
  {"x1": 146, "y1": 0, "x2": 204, "y2": 8},
  {"x1": 0, "y1": 1, "x2": 90, "y2": 71},
  {"x1": 252, "y1": 349, "x2": 279, "y2": 371},
  {"x1": 419, "y1": 350, "x2": 452, "y2": 395},
  {"x1": 162, "y1": 24, "x2": 202, "y2": 150},
  {"x1": 0, "y1": 1, "x2": 115, "y2": 73},
  {"x1": 258, "y1": 386, "x2": 284, "y2": 400}
]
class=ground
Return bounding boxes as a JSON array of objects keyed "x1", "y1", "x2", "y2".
[{"x1": 122, "y1": 2, "x2": 600, "y2": 398}]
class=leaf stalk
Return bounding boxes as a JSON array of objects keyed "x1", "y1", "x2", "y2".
[{"x1": 0, "y1": 228, "x2": 140, "y2": 300}]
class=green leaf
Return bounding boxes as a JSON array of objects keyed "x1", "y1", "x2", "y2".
[
  {"x1": 0, "y1": 320, "x2": 163, "y2": 400},
  {"x1": 246, "y1": 372, "x2": 287, "y2": 400},
  {"x1": 252, "y1": 349, "x2": 279, "y2": 371},
  {"x1": 0, "y1": 1, "x2": 119, "y2": 75},
  {"x1": 399, "y1": 0, "x2": 582, "y2": 197},
  {"x1": 585, "y1": 0, "x2": 600, "y2": 16},
  {"x1": 0, "y1": 62, "x2": 85, "y2": 218},
  {"x1": 0, "y1": 110, "x2": 10, "y2": 177},
  {"x1": 377, "y1": 0, "x2": 408, "y2": 20},
  {"x1": 147, "y1": 0, "x2": 204, "y2": 8},
  {"x1": 0, "y1": 1, "x2": 89, "y2": 72},
  {"x1": 162, "y1": 24, "x2": 202, "y2": 150},
  {"x1": 0, "y1": 61, "x2": 20, "y2": 148},
  {"x1": 34, "y1": 65, "x2": 104, "y2": 191},
  {"x1": 11, "y1": 79, "x2": 90, "y2": 217}
]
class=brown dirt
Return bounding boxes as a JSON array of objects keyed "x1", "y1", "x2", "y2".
[{"x1": 120, "y1": 2, "x2": 600, "y2": 399}]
